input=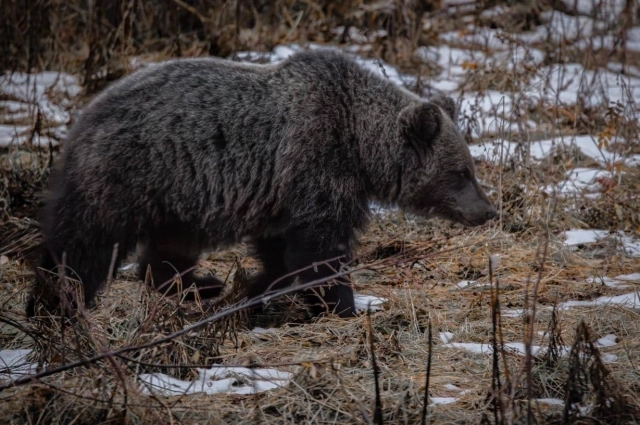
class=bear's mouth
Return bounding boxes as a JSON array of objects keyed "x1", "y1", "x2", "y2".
[{"x1": 436, "y1": 209, "x2": 491, "y2": 228}]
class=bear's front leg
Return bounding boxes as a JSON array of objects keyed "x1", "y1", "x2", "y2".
[{"x1": 283, "y1": 228, "x2": 356, "y2": 318}]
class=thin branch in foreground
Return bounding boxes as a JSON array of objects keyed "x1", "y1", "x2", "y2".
[
  {"x1": 489, "y1": 254, "x2": 505, "y2": 425},
  {"x1": 367, "y1": 305, "x2": 384, "y2": 425},
  {"x1": 420, "y1": 318, "x2": 433, "y2": 425}
]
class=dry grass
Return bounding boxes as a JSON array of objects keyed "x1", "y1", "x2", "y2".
[{"x1": 2, "y1": 0, "x2": 640, "y2": 424}]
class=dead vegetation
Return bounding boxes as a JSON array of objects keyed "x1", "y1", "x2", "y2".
[{"x1": 2, "y1": 0, "x2": 640, "y2": 424}]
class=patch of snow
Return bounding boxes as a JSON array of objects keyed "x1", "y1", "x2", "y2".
[
  {"x1": 469, "y1": 134, "x2": 640, "y2": 171},
  {"x1": 595, "y1": 334, "x2": 618, "y2": 347},
  {"x1": 0, "y1": 124, "x2": 30, "y2": 146},
  {"x1": 602, "y1": 353, "x2": 618, "y2": 363},
  {"x1": 430, "y1": 397, "x2": 459, "y2": 405},
  {"x1": 530, "y1": 63, "x2": 640, "y2": 109},
  {"x1": 538, "y1": 12, "x2": 603, "y2": 42},
  {"x1": 560, "y1": 292, "x2": 640, "y2": 309},
  {"x1": 444, "y1": 383, "x2": 463, "y2": 391},
  {"x1": 444, "y1": 342, "x2": 548, "y2": 356},
  {"x1": 433, "y1": 45, "x2": 487, "y2": 69},
  {"x1": 354, "y1": 294, "x2": 387, "y2": 313},
  {"x1": 11, "y1": 133, "x2": 59, "y2": 147},
  {"x1": 139, "y1": 366, "x2": 292, "y2": 396},
  {"x1": 560, "y1": 0, "x2": 628, "y2": 20},
  {"x1": 272, "y1": 44, "x2": 304, "y2": 61},
  {"x1": 562, "y1": 230, "x2": 640, "y2": 257},
  {"x1": 234, "y1": 51, "x2": 273, "y2": 63},
  {"x1": 491, "y1": 46, "x2": 546, "y2": 70},
  {"x1": 555, "y1": 168, "x2": 611, "y2": 195},
  {"x1": 534, "y1": 398, "x2": 565, "y2": 406},
  {"x1": 118, "y1": 263, "x2": 137, "y2": 272},
  {"x1": 613, "y1": 273, "x2": 640, "y2": 282},
  {"x1": 502, "y1": 309, "x2": 526, "y2": 318},
  {"x1": 563, "y1": 229, "x2": 610, "y2": 246},
  {"x1": 619, "y1": 234, "x2": 640, "y2": 257},
  {"x1": 468, "y1": 139, "x2": 516, "y2": 163},
  {"x1": 627, "y1": 27, "x2": 640, "y2": 51},
  {"x1": 439, "y1": 332, "x2": 455, "y2": 344},
  {"x1": 479, "y1": 6, "x2": 507, "y2": 19},
  {"x1": 455, "y1": 280, "x2": 480, "y2": 288},
  {"x1": 441, "y1": 336, "x2": 570, "y2": 357},
  {"x1": 593, "y1": 276, "x2": 633, "y2": 288},
  {"x1": 590, "y1": 273, "x2": 640, "y2": 288},
  {"x1": 0, "y1": 71, "x2": 81, "y2": 125},
  {"x1": 0, "y1": 349, "x2": 38, "y2": 382},
  {"x1": 251, "y1": 327, "x2": 278, "y2": 335},
  {"x1": 414, "y1": 46, "x2": 440, "y2": 64}
]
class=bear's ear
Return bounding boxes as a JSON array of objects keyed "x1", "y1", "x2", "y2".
[
  {"x1": 399, "y1": 102, "x2": 443, "y2": 160},
  {"x1": 430, "y1": 95, "x2": 458, "y2": 123}
]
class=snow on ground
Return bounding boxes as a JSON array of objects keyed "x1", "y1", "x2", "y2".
[
  {"x1": 139, "y1": 366, "x2": 292, "y2": 396},
  {"x1": 0, "y1": 347, "x2": 292, "y2": 397},
  {"x1": 560, "y1": 0, "x2": 629, "y2": 20},
  {"x1": 560, "y1": 291, "x2": 640, "y2": 309},
  {"x1": 439, "y1": 331, "x2": 622, "y2": 363},
  {"x1": 563, "y1": 229, "x2": 611, "y2": 246},
  {"x1": 455, "y1": 280, "x2": 493, "y2": 290},
  {"x1": 561, "y1": 229, "x2": 640, "y2": 257},
  {"x1": 430, "y1": 397, "x2": 459, "y2": 405},
  {"x1": 589, "y1": 273, "x2": 640, "y2": 288},
  {"x1": 354, "y1": 294, "x2": 387, "y2": 313},
  {"x1": 439, "y1": 330, "x2": 557, "y2": 357},
  {"x1": 0, "y1": 349, "x2": 38, "y2": 382},
  {"x1": 595, "y1": 334, "x2": 618, "y2": 348},
  {"x1": 0, "y1": 71, "x2": 80, "y2": 146},
  {"x1": 0, "y1": 292, "x2": 387, "y2": 393},
  {"x1": 2, "y1": 5, "x2": 640, "y2": 398},
  {"x1": 442, "y1": 340, "x2": 563, "y2": 357},
  {"x1": 470, "y1": 135, "x2": 640, "y2": 168}
]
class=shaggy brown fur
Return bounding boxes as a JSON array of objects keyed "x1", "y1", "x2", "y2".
[{"x1": 27, "y1": 49, "x2": 495, "y2": 319}]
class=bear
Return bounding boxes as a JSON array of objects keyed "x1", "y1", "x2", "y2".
[{"x1": 26, "y1": 48, "x2": 496, "y2": 319}]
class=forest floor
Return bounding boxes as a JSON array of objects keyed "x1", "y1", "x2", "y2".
[{"x1": 1, "y1": 1, "x2": 640, "y2": 424}]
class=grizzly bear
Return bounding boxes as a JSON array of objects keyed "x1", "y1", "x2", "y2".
[{"x1": 26, "y1": 49, "x2": 496, "y2": 319}]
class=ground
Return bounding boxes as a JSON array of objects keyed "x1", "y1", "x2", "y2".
[{"x1": 1, "y1": 1, "x2": 640, "y2": 424}]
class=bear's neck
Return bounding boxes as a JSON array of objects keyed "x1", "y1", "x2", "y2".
[{"x1": 350, "y1": 79, "x2": 417, "y2": 206}]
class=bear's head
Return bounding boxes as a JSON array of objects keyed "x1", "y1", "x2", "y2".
[{"x1": 395, "y1": 96, "x2": 497, "y2": 227}]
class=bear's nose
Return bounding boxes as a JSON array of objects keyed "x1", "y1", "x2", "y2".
[{"x1": 485, "y1": 208, "x2": 497, "y2": 220}]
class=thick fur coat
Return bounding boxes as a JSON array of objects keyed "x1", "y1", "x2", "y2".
[{"x1": 27, "y1": 49, "x2": 496, "y2": 318}]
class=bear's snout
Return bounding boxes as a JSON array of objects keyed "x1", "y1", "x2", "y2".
[
  {"x1": 485, "y1": 206, "x2": 497, "y2": 221},
  {"x1": 446, "y1": 180, "x2": 497, "y2": 227},
  {"x1": 463, "y1": 204, "x2": 497, "y2": 226}
]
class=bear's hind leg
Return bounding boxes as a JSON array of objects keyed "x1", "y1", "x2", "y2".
[{"x1": 137, "y1": 226, "x2": 224, "y2": 301}]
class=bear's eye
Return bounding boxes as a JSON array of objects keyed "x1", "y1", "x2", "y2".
[{"x1": 458, "y1": 170, "x2": 471, "y2": 180}]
